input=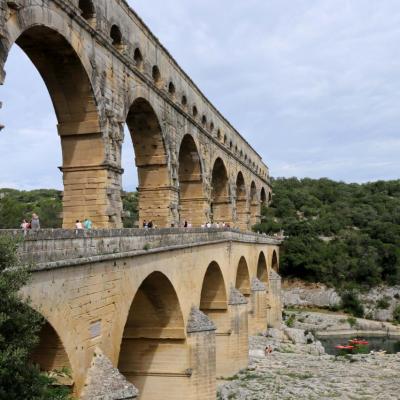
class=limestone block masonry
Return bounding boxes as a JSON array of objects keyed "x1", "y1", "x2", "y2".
[
  {"x1": 4, "y1": 228, "x2": 282, "y2": 399},
  {"x1": 0, "y1": 0, "x2": 272, "y2": 229}
]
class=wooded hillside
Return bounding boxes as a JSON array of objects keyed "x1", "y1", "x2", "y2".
[{"x1": 255, "y1": 178, "x2": 400, "y2": 289}]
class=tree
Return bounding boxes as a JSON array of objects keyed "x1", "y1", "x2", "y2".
[{"x1": 0, "y1": 236, "x2": 71, "y2": 399}]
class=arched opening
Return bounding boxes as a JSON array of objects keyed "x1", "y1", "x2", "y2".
[
  {"x1": 217, "y1": 129, "x2": 222, "y2": 141},
  {"x1": 272, "y1": 250, "x2": 279, "y2": 272},
  {"x1": 125, "y1": 98, "x2": 172, "y2": 227},
  {"x1": 178, "y1": 134, "x2": 205, "y2": 226},
  {"x1": 152, "y1": 65, "x2": 161, "y2": 87},
  {"x1": 200, "y1": 262, "x2": 229, "y2": 375},
  {"x1": 211, "y1": 158, "x2": 232, "y2": 224},
  {"x1": 78, "y1": 0, "x2": 95, "y2": 21},
  {"x1": 31, "y1": 321, "x2": 74, "y2": 390},
  {"x1": 210, "y1": 122, "x2": 214, "y2": 132},
  {"x1": 110, "y1": 25, "x2": 123, "y2": 48},
  {"x1": 192, "y1": 105, "x2": 198, "y2": 118},
  {"x1": 181, "y1": 95, "x2": 187, "y2": 107},
  {"x1": 249, "y1": 181, "x2": 259, "y2": 227},
  {"x1": 133, "y1": 47, "x2": 143, "y2": 69},
  {"x1": 235, "y1": 172, "x2": 248, "y2": 230},
  {"x1": 2, "y1": 26, "x2": 103, "y2": 228},
  {"x1": 235, "y1": 257, "x2": 251, "y2": 297},
  {"x1": 257, "y1": 252, "x2": 268, "y2": 284},
  {"x1": 168, "y1": 81, "x2": 175, "y2": 97},
  {"x1": 260, "y1": 187, "x2": 267, "y2": 222},
  {"x1": 118, "y1": 272, "x2": 188, "y2": 399},
  {"x1": 268, "y1": 191, "x2": 272, "y2": 203},
  {"x1": 201, "y1": 115, "x2": 207, "y2": 126}
]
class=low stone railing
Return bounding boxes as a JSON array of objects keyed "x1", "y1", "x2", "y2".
[{"x1": 0, "y1": 228, "x2": 282, "y2": 268}]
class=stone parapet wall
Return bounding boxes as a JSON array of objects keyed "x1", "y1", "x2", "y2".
[{"x1": 0, "y1": 228, "x2": 281, "y2": 267}]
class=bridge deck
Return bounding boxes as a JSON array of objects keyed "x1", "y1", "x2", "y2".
[{"x1": 0, "y1": 228, "x2": 282, "y2": 269}]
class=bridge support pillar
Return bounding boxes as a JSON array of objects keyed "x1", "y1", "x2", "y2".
[
  {"x1": 267, "y1": 271, "x2": 283, "y2": 328},
  {"x1": 186, "y1": 307, "x2": 217, "y2": 400},
  {"x1": 248, "y1": 278, "x2": 268, "y2": 335},
  {"x1": 228, "y1": 288, "x2": 249, "y2": 374}
]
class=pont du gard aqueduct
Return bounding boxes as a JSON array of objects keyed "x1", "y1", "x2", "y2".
[{"x1": 0, "y1": 1, "x2": 283, "y2": 399}]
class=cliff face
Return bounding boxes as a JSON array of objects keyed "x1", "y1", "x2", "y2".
[{"x1": 282, "y1": 280, "x2": 400, "y2": 322}]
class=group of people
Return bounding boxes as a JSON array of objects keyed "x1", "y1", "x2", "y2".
[
  {"x1": 142, "y1": 220, "x2": 156, "y2": 229},
  {"x1": 75, "y1": 218, "x2": 93, "y2": 230},
  {"x1": 201, "y1": 221, "x2": 230, "y2": 229},
  {"x1": 21, "y1": 213, "x2": 40, "y2": 234}
]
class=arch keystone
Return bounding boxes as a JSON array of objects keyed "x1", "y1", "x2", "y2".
[{"x1": 81, "y1": 348, "x2": 138, "y2": 400}]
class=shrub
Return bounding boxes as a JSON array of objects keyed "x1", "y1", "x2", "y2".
[
  {"x1": 285, "y1": 314, "x2": 296, "y2": 328},
  {"x1": 347, "y1": 317, "x2": 357, "y2": 327},
  {"x1": 393, "y1": 305, "x2": 400, "y2": 324},
  {"x1": 340, "y1": 290, "x2": 364, "y2": 318},
  {"x1": 376, "y1": 296, "x2": 391, "y2": 310}
]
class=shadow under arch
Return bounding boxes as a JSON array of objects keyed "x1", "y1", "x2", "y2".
[
  {"x1": 249, "y1": 181, "x2": 259, "y2": 227},
  {"x1": 271, "y1": 250, "x2": 279, "y2": 272},
  {"x1": 31, "y1": 320, "x2": 74, "y2": 390},
  {"x1": 257, "y1": 251, "x2": 268, "y2": 285},
  {"x1": 125, "y1": 98, "x2": 172, "y2": 228},
  {"x1": 200, "y1": 261, "x2": 230, "y2": 376},
  {"x1": 178, "y1": 134, "x2": 206, "y2": 226},
  {"x1": 118, "y1": 271, "x2": 188, "y2": 399},
  {"x1": 235, "y1": 256, "x2": 251, "y2": 297},
  {"x1": 4, "y1": 25, "x2": 103, "y2": 228},
  {"x1": 211, "y1": 157, "x2": 232, "y2": 224},
  {"x1": 235, "y1": 172, "x2": 248, "y2": 231}
]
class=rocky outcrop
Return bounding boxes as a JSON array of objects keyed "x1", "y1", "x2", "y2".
[{"x1": 283, "y1": 281, "x2": 400, "y2": 322}]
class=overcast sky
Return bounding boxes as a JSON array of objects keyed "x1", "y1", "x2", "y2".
[{"x1": 1, "y1": 0, "x2": 400, "y2": 191}]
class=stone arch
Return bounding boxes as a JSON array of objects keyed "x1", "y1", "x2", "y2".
[
  {"x1": 260, "y1": 187, "x2": 267, "y2": 206},
  {"x1": 133, "y1": 47, "x2": 143, "y2": 69},
  {"x1": 78, "y1": 0, "x2": 96, "y2": 21},
  {"x1": 118, "y1": 271, "x2": 188, "y2": 399},
  {"x1": 271, "y1": 250, "x2": 279, "y2": 272},
  {"x1": 235, "y1": 172, "x2": 248, "y2": 230},
  {"x1": 178, "y1": 134, "x2": 206, "y2": 226},
  {"x1": 126, "y1": 97, "x2": 172, "y2": 227},
  {"x1": 235, "y1": 256, "x2": 251, "y2": 297},
  {"x1": 3, "y1": 24, "x2": 104, "y2": 228},
  {"x1": 249, "y1": 181, "x2": 260, "y2": 227},
  {"x1": 211, "y1": 157, "x2": 232, "y2": 224},
  {"x1": 31, "y1": 320, "x2": 74, "y2": 391},
  {"x1": 200, "y1": 261, "x2": 229, "y2": 376},
  {"x1": 257, "y1": 251, "x2": 268, "y2": 284},
  {"x1": 110, "y1": 24, "x2": 123, "y2": 48}
]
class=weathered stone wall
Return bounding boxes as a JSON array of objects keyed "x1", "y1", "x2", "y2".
[{"x1": 0, "y1": 0, "x2": 272, "y2": 229}]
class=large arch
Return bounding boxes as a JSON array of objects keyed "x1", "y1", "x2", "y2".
[
  {"x1": 257, "y1": 251, "x2": 268, "y2": 285},
  {"x1": 210, "y1": 158, "x2": 232, "y2": 225},
  {"x1": 235, "y1": 172, "x2": 248, "y2": 230},
  {"x1": 271, "y1": 250, "x2": 279, "y2": 272},
  {"x1": 249, "y1": 181, "x2": 260, "y2": 227},
  {"x1": 31, "y1": 321, "x2": 74, "y2": 391},
  {"x1": 118, "y1": 271, "x2": 188, "y2": 400},
  {"x1": 126, "y1": 98, "x2": 172, "y2": 228},
  {"x1": 178, "y1": 134, "x2": 206, "y2": 226},
  {"x1": 3, "y1": 25, "x2": 104, "y2": 228},
  {"x1": 200, "y1": 261, "x2": 230, "y2": 376},
  {"x1": 235, "y1": 256, "x2": 251, "y2": 297}
]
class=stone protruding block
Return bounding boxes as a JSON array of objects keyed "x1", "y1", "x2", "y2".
[
  {"x1": 187, "y1": 306, "x2": 216, "y2": 333},
  {"x1": 81, "y1": 348, "x2": 138, "y2": 400},
  {"x1": 229, "y1": 287, "x2": 248, "y2": 306}
]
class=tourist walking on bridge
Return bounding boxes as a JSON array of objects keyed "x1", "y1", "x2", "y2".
[{"x1": 31, "y1": 213, "x2": 40, "y2": 231}]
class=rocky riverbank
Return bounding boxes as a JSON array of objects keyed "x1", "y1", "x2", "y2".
[
  {"x1": 282, "y1": 280, "x2": 400, "y2": 322},
  {"x1": 218, "y1": 325, "x2": 400, "y2": 399},
  {"x1": 284, "y1": 309, "x2": 400, "y2": 337}
]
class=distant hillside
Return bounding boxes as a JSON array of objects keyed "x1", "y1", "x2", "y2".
[{"x1": 255, "y1": 178, "x2": 400, "y2": 289}]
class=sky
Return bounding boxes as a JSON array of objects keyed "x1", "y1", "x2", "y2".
[{"x1": 1, "y1": 0, "x2": 400, "y2": 191}]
